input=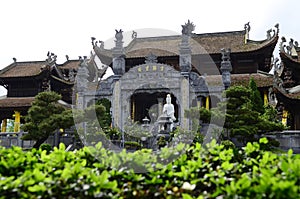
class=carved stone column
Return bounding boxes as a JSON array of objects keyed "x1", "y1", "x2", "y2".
[
  {"x1": 76, "y1": 58, "x2": 89, "y2": 109},
  {"x1": 179, "y1": 20, "x2": 194, "y2": 77},
  {"x1": 180, "y1": 78, "x2": 190, "y2": 129},
  {"x1": 112, "y1": 29, "x2": 125, "y2": 80},
  {"x1": 220, "y1": 48, "x2": 232, "y2": 90},
  {"x1": 112, "y1": 81, "x2": 121, "y2": 129}
]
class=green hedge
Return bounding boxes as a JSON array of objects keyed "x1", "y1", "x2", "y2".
[{"x1": 0, "y1": 138, "x2": 300, "y2": 198}]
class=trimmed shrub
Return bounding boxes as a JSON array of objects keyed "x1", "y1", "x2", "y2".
[{"x1": 0, "y1": 139, "x2": 299, "y2": 198}]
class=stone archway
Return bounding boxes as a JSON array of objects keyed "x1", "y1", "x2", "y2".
[{"x1": 112, "y1": 62, "x2": 187, "y2": 130}]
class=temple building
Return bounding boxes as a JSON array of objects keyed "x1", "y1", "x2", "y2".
[
  {"x1": 0, "y1": 53, "x2": 100, "y2": 132},
  {"x1": 0, "y1": 21, "x2": 283, "y2": 133},
  {"x1": 76, "y1": 21, "x2": 279, "y2": 131},
  {"x1": 270, "y1": 36, "x2": 300, "y2": 129}
]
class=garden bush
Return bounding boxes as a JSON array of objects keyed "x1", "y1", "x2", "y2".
[{"x1": 0, "y1": 138, "x2": 299, "y2": 198}]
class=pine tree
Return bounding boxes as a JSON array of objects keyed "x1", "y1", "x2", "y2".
[
  {"x1": 222, "y1": 85, "x2": 260, "y2": 143},
  {"x1": 208, "y1": 82, "x2": 284, "y2": 145},
  {"x1": 249, "y1": 77, "x2": 264, "y2": 114},
  {"x1": 21, "y1": 91, "x2": 75, "y2": 148},
  {"x1": 222, "y1": 85, "x2": 284, "y2": 144}
]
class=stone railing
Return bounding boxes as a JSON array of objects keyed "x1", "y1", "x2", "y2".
[
  {"x1": 0, "y1": 132, "x2": 34, "y2": 149},
  {"x1": 264, "y1": 130, "x2": 300, "y2": 153},
  {"x1": 0, "y1": 130, "x2": 77, "y2": 150}
]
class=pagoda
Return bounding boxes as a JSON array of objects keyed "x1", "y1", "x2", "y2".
[
  {"x1": 0, "y1": 52, "x2": 99, "y2": 132},
  {"x1": 271, "y1": 36, "x2": 300, "y2": 129},
  {"x1": 83, "y1": 21, "x2": 279, "y2": 130}
]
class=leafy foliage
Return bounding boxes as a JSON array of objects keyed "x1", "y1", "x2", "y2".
[
  {"x1": 21, "y1": 92, "x2": 75, "y2": 148},
  {"x1": 184, "y1": 106, "x2": 211, "y2": 124},
  {"x1": 211, "y1": 84, "x2": 284, "y2": 145},
  {"x1": 0, "y1": 139, "x2": 299, "y2": 198},
  {"x1": 95, "y1": 98, "x2": 112, "y2": 129},
  {"x1": 249, "y1": 77, "x2": 264, "y2": 114}
]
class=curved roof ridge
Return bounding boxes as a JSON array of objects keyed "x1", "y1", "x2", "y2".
[{"x1": 193, "y1": 30, "x2": 245, "y2": 37}]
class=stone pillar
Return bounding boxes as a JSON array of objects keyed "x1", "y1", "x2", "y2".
[
  {"x1": 179, "y1": 20, "x2": 194, "y2": 77},
  {"x1": 181, "y1": 78, "x2": 190, "y2": 129},
  {"x1": 14, "y1": 111, "x2": 21, "y2": 132},
  {"x1": 1, "y1": 119, "x2": 7, "y2": 132},
  {"x1": 220, "y1": 48, "x2": 232, "y2": 90},
  {"x1": 112, "y1": 29, "x2": 125, "y2": 80},
  {"x1": 75, "y1": 57, "x2": 89, "y2": 145},
  {"x1": 76, "y1": 58, "x2": 89, "y2": 109},
  {"x1": 112, "y1": 81, "x2": 121, "y2": 129}
]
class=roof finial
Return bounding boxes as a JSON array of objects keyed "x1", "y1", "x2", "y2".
[
  {"x1": 132, "y1": 31, "x2": 137, "y2": 39},
  {"x1": 274, "y1": 23, "x2": 279, "y2": 35},
  {"x1": 115, "y1": 29, "x2": 123, "y2": 46},
  {"x1": 266, "y1": 23, "x2": 279, "y2": 40},
  {"x1": 181, "y1": 20, "x2": 195, "y2": 36},
  {"x1": 12, "y1": 57, "x2": 17, "y2": 63},
  {"x1": 91, "y1": 37, "x2": 96, "y2": 47},
  {"x1": 244, "y1": 22, "x2": 250, "y2": 44},
  {"x1": 244, "y1": 22, "x2": 251, "y2": 32},
  {"x1": 280, "y1": 36, "x2": 287, "y2": 53},
  {"x1": 65, "y1": 55, "x2": 69, "y2": 61},
  {"x1": 46, "y1": 51, "x2": 57, "y2": 64}
]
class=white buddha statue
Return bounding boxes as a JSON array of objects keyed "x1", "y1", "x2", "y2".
[{"x1": 162, "y1": 94, "x2": 176, "y2": 129}]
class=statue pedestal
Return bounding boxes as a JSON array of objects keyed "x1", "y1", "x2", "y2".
[
  {"x1": 158, "y1": 115, "x2": 172, "y2": 133},
  {"x1": 156, "y1": 115, "x2": 172, "y2": 148}
]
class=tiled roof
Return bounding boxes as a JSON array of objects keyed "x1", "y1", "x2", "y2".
[
  {"x1": 59, "y1": 60, "x2": 81, "y2": 70},
  {"x1": 205, "y1": 73, "x2": 273, "y2": 88},
  {"x1": 279, "y1": 51, "x2": 300, "y2": 85},
  {"x1": 279, "y1": 36, "x2": 300, "y2": 63},
  {"x1": 0, "y1": 97, "x2": 35, "y2": 108},
  {"x1": 274, "y1": 86, "x2": 300, "y2": 100},
  {"x1": 94, "y1": 30, "x2": 278, "y2": 61},
  {"x1": 283, "y1": 92, "x2": 300, "y2": 100},
  {"x1": 0, "y1": 61, "x2": 46, "y2": 78},
  {"x1": 280, "y1": 51, "x2": 300, "y2": 67},
  {"x1": 50, "y1": 75, "x2": 74, "y2": 85},
  {"x1": 231, "y1": 73, "x2": 273, "y2": 87}
]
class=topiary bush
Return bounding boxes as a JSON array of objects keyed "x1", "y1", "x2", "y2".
[{"x1": 0, "y1": 138, "x2": 299, "y2": 198}]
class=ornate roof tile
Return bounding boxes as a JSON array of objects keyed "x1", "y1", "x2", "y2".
[{"x1": 0, "y1": 61, "x2": 46, "y2": 78}]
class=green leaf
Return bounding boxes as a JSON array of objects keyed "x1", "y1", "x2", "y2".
[
  {"x1": 28, "y1": 183, "x2": 46, "y2": 192},
  {"x1": 182, "y1": 193, "x2": 194, "y2": 199},
  {"x1": 59, "y1": 143, "x2": 66, "y2": 151},
  {"x1": 33, "y1": 168, "x2": 45, "y2": 182},
  {"x1": 221, "y1": 161, "x2": 234, "y2": 171},
  {"x1": 259, "y1": 137, "x2": 268, "y2": 144}
]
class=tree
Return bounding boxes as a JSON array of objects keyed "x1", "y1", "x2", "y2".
[
  {"x1": 21, "y1": 91, "x2": 75, "y2": 148},
  {"x1": 95, "y1": 98, "x2": 112, "y2": 129},
  {"x1": 249, "y1": 77, "x2": 264, "y2": 114},
  {"x1": 218, "y1": 84, "x2": 284, "y2": 144}
]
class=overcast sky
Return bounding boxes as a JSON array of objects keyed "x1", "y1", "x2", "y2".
[{"x1": 0, "y1": 0, "x2": 298, "y2": 69}]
